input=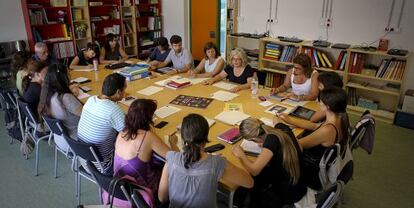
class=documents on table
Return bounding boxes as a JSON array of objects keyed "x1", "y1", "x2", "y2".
[
  {"x1": 214, "y1": 111, "x2": 250, "y2": 126},
  {"x1": 211, "y1": 90, "x2": 239, "y2": 102},
  {"x1": 259, "y1": 101, "x2": 273, "y2": 107},
  {"x1": 213, "y1": 81, "x2": 238, "y2": 91},
  {"x1": 71, "y1": 77, "x2": 90, "y2": 84},
  {"x1": 189, "y1": 77, "x2": 209, "y2": 85},
  {"x1": 137, "y1": 86, "x2": 163, "y2": 96},
  {"x1": 77, "y1": 90, "x2": 91, "y2": 100},
  {"x1": 119, "y1": 96, "x2": 137, "y2": 106},
  {"x1": 154, "y1": 75, "x2": 182, "y2": 86},
  {"x1": 259, "y1": 117, "x2": 274, "y2": 127},
  {"x1": 240, "y1": 139, "x2": 263, "y2": 156},
  {"x1": 265, "y1": 103, "x2": 295, "y2": 115},
  {"x1": 155, "y1": 105, "x2": 182, "y2": 119}
]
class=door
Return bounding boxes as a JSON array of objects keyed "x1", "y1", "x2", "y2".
[{"x1": 190, "y1": 0, "x2": 220, "y2": 61}]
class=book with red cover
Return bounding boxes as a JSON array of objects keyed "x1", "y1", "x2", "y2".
[
  {"x1": 334, "y1": 51, "x2": 345, "y2": 70},
  {"x1": 217, "y1": 127, "x2": 241, "y2": 144},
  {"x1": 166, "y1": 80, "x2": 192, "y2": 89}
]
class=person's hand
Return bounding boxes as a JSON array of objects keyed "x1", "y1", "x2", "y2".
[
  {"x1": 149, "y1": 65, "x2": 157, "y2": 71},
  {"x1": 168, "y1": 134, "x2": 178, "y2": 145},
  {"x1": 87, "y1": 64, "x2": 94, "y2": 69},
  {"x1": 232, "y1": 145, "x2": 246, "y2": 159},
  {"x1": 187, "y1": 70, "x2": 196, "y2": 78},
  {"x1": 270, "y1": 88, "x2": 277, "y2": 95},
  {"x1": 278, "y1": 113, "x2": 291, "y2": 124},
  {"x1": 69, "y1": 83, "x2": 80, "y2": 96},
  {"x1": 230, "y1": 86, "x2": 241, "y2": 93},
  {"x1": 166, "y1": 69, "x2": 178, "y2": 75},
  {"x1": 203, "y1": 79, "x2": 214, "y2": 85}
]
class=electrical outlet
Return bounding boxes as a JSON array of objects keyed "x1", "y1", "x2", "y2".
[
  {"x1": 319, "y1": 18, "x2": 332, "y2": 28},
  {"x1": 385, "y1": 27, "x2": 401, "y2": 33}
]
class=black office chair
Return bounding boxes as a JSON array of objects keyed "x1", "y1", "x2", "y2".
[
  {"x1": 17, "y1": 98, "x2": 49, "y2": 175},
  {"x1": 86, "y1": 161, "x2": 152, "y2": 208},
  {"x1": 65, "y1": 136, "x2": 103, "y2": 205},
  {"x1": 316, "y1": 180, "x2": 345, "y2": 208},
  {"x1": 42, "y1": 116, "x2": 73, "y2": 178}
]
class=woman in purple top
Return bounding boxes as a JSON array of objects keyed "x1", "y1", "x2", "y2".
[{"x1": 114, "y1": 99, "x2": 178, "y2": 197}]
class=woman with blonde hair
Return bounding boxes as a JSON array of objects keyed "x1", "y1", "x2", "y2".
[
  {"x1": 204, "y1": 47, "x2": 254, "y2": 92},
  {"x1": 232, "y1": 118, "x2": 307, "y2": 207}
]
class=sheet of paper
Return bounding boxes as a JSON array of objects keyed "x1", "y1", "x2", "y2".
[
  {"x1": 119, "y1": 96, "x2": 137, "y2": 106},
  {"x1": 211, "y1": 90, "x2": 239, "y2": 102},
  {"x1": 259, "y1": 101, "x2": 273, "y2": 107},
  {"x1": 259, "y1": 117, "x2": 274, "y2": 127},
  {"x1": 72, "y1": 68, "x2": 94, "y2": 72},
  {"x1": 214, "y1": 111, "x2": 250, "y2": 126},
  {"x1": 77, "y1": 90, "x2": 91, "y2": 100},
  {"x1": 154, "y1": 75, "x2": 182, "y2": 86},
  {"x1": 213, "y1": 81, "x2": 238, "y2": 91},
  {"x1": 71, "y1": 77, "x2": 89, "y2": 83},
  {"x1": 155, "y1": 105, "x2": 182, "y2": 119},
  {"x1": 240, "y1": 139, "x2": 263, "y2": 154},
  {"x1": 190, "y1": 77, "x2": 209, "y2": 85},
  {"x1": 137, "y1": 86, "x2": 163, "y2": 96}
]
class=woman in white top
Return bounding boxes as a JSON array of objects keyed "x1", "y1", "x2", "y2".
[
  {"x1": 271, "y1": 53, "x2": 319, "y2": 101},
  {"x1": 188, "y1": 42, "x2": 225, "y2": 78}
]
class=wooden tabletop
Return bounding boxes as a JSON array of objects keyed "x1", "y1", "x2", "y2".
[{"x1": 70, "y1": 61, "x2": 320, "y2": 191}]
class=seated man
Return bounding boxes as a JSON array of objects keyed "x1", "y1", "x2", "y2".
[
  {"x1": 77, "y1": 73, "x2": 127, "y2": 174},
  {"x1": 32, "y1": 42, "x2": 57, "y2": 65},
  {"x1": 150, "y1": 35, "x2": 193, "y2": 75}
]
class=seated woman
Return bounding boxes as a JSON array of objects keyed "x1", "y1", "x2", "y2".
[
  {"x1": 232, "y1": 118, "x2": 307, "y2": 207},
  {"x1": 38, "y1": 64, "x2": 83, "y2": 150},
  {"x1": 12, "y1": 51, "x2": 32, "y2": 96},
  {"x1": 310, "y1": 71, "x2": 343, "y2": 122},
  {"x1": 158, "y1": 114, "x2": 253, "y2": 208},
  {"x1": 276, "y1": 87, "x2": 349, "y2": 190},
  {"x1": 69, "y1": 42, "x2": 99, "y2": 70},
  {"x1": 148, "y1": 37, "x2": 171, "y2": 66},
  {"x1": 22, "y1": 61, "x2": 48, "y2": 117},
  {"x1": 99, "y1": 33, "x2": 128, "y2": 64},
  {"x1": 188, "y1": 42, "x2": 224, "y2": 78},
  {"x1": 204, "y1": 48, "x2": 254, "y2": 92},
  {"x1": 114, "y1": 99, "x2": 179, "y2": 199},
  {"x1": 271, "y1": 53, "x2": 319, "y2": 101}
]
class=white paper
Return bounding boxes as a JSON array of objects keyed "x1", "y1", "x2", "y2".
[
  {"x1": 119, "y1": 96, "x2": 137, "y2": 106},
  {"x1": 77, "y1": 90, "x2": 91, "y2": 100},
  {"x1": 155, "y1": 105, "x2": 182, "y2": 119},
  {"x1": 283, "y1": 99, "x2": 308, "y2": 107},
  {"x1": 211, "y1": 90, "x2": 239, "y2": 102},
  {"x1": 259, "y1": 117, "x2": 274, "y2": 127},
  {"x1": 213, "y1": 81, "x2": 238, "y2": 91},
  {"x1": 72, "y1": 68, "x2": 94, "y2": 72},
  {"x1": 214, "y1": 111, "x2": 250, "y2": 126},
  {"x1": 154, "y1": 75, "x2": 182, "y2": 86},
  {"x1": 259, "y1": 101, "x2": 273, "y2": 107},
  {"x1": 240, "y1": 139, "x2": 263, "y2": 154},
  {"x1": 190, "y1": 77, "x2": 209, "y2": 85},
  {"x1": 71, "y1": 77, "x2": 89, "y2": 83},
  {"x1": 138, "y1": 86, "x2": 163, "y2": 96}
]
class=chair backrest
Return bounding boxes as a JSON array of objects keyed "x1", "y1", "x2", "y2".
[
  {"x1": 132, "y1": 189, "x2": 152, "y2": 208},
  {"x1": 17, "y1": 98, "x2": 39, "y2": 125},
  {"x1": 337, "y1": 160, "x2": 354, "y2": 184},
  {"x1": 319, "y1": 144, "x2": 340, "y2": 190},
  {"x1": 317, "y1": 180, "x2": 344, "y2": 208},
  {"x1": 65, "y1": 136, "x2": 102, "y2": 163},
  {"x1": 42, "y1": 116, "x2": 66, "y2": 136}
]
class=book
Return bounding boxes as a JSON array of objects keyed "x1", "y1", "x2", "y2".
[
  {"x1": 321, "y1": 52, "x2": 332, "y2": 68},
  {"x1": 156, "y1": 67, "x2": 174, "y2": 74},
  {"x1": 215, "y1": 111, "x2": 250, "y2": 126},
  {"x1": 217, "y1": 127, "x2": 242, "y2": 144},
  {"x1": 289, "y1": 106, "x2": 316, "y2": 120},
  {"x1": 339, "y1": 53, "x2": 347, "y2": 70},
  {"x1": 165, "y1": 79, "x2": 192, "y2": 90},
  {"x1": 71, "y1": 77, "x2": 90, "y2": 84},
  {"x1": 334, "y1": 51, "x2": 345, "y2": 70},
  {"x1": 240, "y1": 139, "x2": 263, "y2": 156},
  {"x1": 224, "y1": 103, "x2": 243, "y2": 112},
  {"x1": 265, "y1": 104, "x2": 294, "y2": 115}
]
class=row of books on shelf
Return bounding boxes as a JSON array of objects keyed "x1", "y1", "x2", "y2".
[
  {"x1": 135, "y1": 0, "x2": 159, "y2": 4},
  {"x1": 124, "y1": 36, "x2": 134, "y2": 46},
  {"x1": 348, "y1": 53, "x2": 365, "y2": 74},
  {"x1": 32, "y1": 25, "x2": 71, "y2": 43},
  {"x1": 333, "y1": 50, "x2": 347, "y2": 71},
  {"x1": 265, "y1": 72, "x2": 284, "y2": 88},
  {"x1": 376, "y1": 59, "x2": 406, "y2": 81},
  {"x1": 52, "y1": 41, "x2": 75, "y2": 59},
  {"x1": 72, "y1": 8, "x2": 84, "y2": 21},
  {"x1": 148, "y1": 16, "x2": 161, "y2": 30},
  {"x1": 264, "y1": 43, "x2": 298, "y2": 62},
  {"x1": 303, "y1": 48, "x2": 334, "y2": 69},
  {"x1": 348, "y1": 88, "x2": 379, "y2": 110},
  {"x1": 29, "y1": 9, "x2": 55, "y2": 25},
  {"x1": 123, "y1": 22, "x2": 134, "y2": 33}
]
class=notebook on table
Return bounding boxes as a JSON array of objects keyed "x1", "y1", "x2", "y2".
[
  {"x1": 289, "y1": 106, "x2": 316, "y2": 120},
  {"x1": 217, "y1": 127, "x2": 242, "y2": 144}
]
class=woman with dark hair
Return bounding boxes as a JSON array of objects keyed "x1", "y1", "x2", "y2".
[
  {"x1": 271, "y1": 53, "x2": 319, "y2": 101},
  {"x1": 158, "y1": 114, "x2": 253, "y2": 208},
  {"x1": 99, "y1": 33, "x2": 128, "y2": 64},
  {"x1": 232, "y1": 118, "x2": 307, "y2": 207},
  {"x1": 22, "y1": 61, "x2": 48, "y2": 117},
  {"x1": 12, "y1": 51, "x2": 32, "y2": 95},
  {"x1": 38, "y1": 64, "x2": 83, "y2": 144},
  {"x1": 276, "y1": 87, "x2": 350, "y2": 190},
  {"x1": 188, "y1": 42, "x2": 225, "y2": 78},
  {"x1": 69, "y1": 42, "x2": 100, "y2": 70},
  {"x1": 114, "y1": 99, "x2": 178, "y2": 198},
  {"x1": 148, "y1": 37, "x2": 171, "y2": 65}
]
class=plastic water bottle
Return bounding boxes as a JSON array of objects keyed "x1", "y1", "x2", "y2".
[
  {"x1": 251, "y1": 72, "x2": 258, "y2": 98},
  {"x1": 93, "y1": 58, "x2": 98, "y2": 71}
]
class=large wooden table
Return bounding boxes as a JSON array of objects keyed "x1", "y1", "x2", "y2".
[{"x1": 70, "y1": 61, "x2": 319, "y2": 207}]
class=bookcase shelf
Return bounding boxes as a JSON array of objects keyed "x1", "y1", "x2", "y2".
[
  {"x1": 347, "y1": 105, "x2": 395, "y2": 123},
  {"x1": 348, "y1": 72, "x2": 402, "y2": 84},
  {"x1": 346, "y1": 82, "x2": 400, "y2": 96},
  {"x1": 316, "y1": 67, "x2": 345, "y2": 75}
]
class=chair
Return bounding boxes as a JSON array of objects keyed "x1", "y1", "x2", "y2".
[
  {"x1": 350, "y1": 110, "x2": 375, "y2": 153},
  {"x1": 86, "y1": 161, "x2": 151, "y2": 208},
  {"x1": 316, "y1": 181, "x2": 345, "y2": 208},
  {"x1": 17, "y1": 98, "x2": 49, "y2": 176},
  {"x1": 65, "y1": 136, "x2": 103, "y2": 205},
  {"x1": 42, "y1": 116, "x2": 73, "y2": 178},
  {"x1": 337, "y1": 160, "x2": 354, "y2": 185}
]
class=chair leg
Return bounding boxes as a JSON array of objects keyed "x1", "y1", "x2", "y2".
[
  {"x1": 98, "y1": 187, "x2": 103, "y2": 204},
  {"x1": 35, "y1": 141, "x2": 40, "y2": 176},
  {"x1": 228, "y1": 190, "x2": 235, "y2": 208},
  {"x1": 77, "y1": 172, "x2": 81, "y2": 205},
  {"x1": 54, "y1": 146, "x2": 58, "y2": 178}
]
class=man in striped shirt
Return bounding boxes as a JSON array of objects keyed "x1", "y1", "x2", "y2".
[{"x1": 77, "y1": 73, "x2": 127, "y2": 174}]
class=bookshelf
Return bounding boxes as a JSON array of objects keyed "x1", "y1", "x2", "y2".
[
  {"x1": 69, "y1": 0, "x2": 91, "y2": 52},
  {"x1": 135, "y1": 0, "x2": 163, "y2": 55},
  {"x1": 21, "y1": 0, "x2": 76, "y2": 59},
  {"x1": 121, "y1": 0, "x2": 138, "y2": 57},
  {"x1": 88, "y1": 0, "x2": 122, "y2": 45},
  {"x1": 226, "y1": 0, "x2": 238, "y2": 34},
  {"x1": 257, "y1": 37, "x2": 412, "y2": 123}
]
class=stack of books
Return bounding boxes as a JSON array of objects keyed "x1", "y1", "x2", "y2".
[
  {"x1": 303, "y1": 47, "x2": 333, "y2": 69},
  {"x1": 117, "y1": 64, "x2": 150, "y2": 81},
  {"x1": 376, "y1": 59, "x2": 406, "y2": 81},
  {"x1": 165, "y1": 77, "x2": 192, "y2": 90},
  {"x1": 264, "y1": 43, "x2": 281, "y2": 61}
]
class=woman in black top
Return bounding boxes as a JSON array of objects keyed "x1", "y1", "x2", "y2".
[
  {"x1": 204, "y1": 47, "x2": 254, "y2": 92},
  {"x1": 99, "y1": 33, "x2": 128, "y2": 64},
  {"x1": 22, "y1": 61, "x2": 48, "y2": 118},
  {"x1": 276, "y1": 87, "x2": 350, "y2": 190},
  {"x1": 232, "y1": 118, "x2": 307, "y2": 207},
  {"x1": 69, "y1": 42, "x2": 99, "y2": 70}
]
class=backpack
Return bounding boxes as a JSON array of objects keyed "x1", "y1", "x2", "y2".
[
  {"x1": 4, "y1": 107, "x2": 23, "y2": 142},
  {"x1": 319, "y1": 144, "x2": 353, "y2": 190},
  {"x1": 20, "y1": 133, "x2": 34, "y2": 156}
]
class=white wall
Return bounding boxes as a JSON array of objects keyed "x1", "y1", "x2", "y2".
[
  {"x1": 162, "y1": 0, "x2": 190, "y2": 48},
  {"x1": 236, "y1": 0, "x2": 414, "y2": 92},
  {"x1": 0, "y1": 0, "x2": 27, "y2": 42}
]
